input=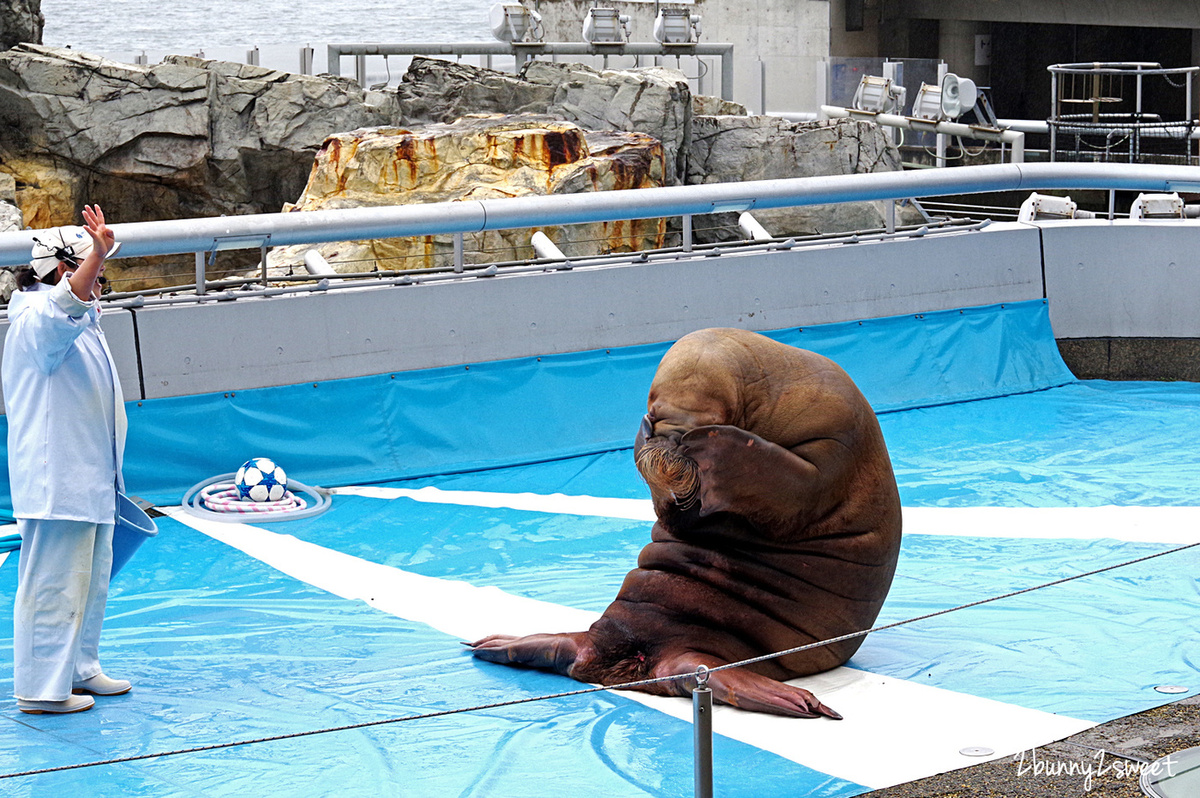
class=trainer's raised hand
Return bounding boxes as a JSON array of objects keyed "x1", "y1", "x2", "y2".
[{"x1": 70, "y1": 204, "x2": 115, "y2": 301}]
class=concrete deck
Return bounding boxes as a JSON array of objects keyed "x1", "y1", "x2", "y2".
[{"x1": 872, "y1": 696, "x2": 1199, "y2": 797}]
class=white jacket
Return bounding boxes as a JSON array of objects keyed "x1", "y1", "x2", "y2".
[{"x1": 2, "y1": 280, "x2": 126, "y2": 523}]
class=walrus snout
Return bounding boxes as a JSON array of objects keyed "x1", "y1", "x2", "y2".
[{"x1": 635, "y1": 435, "x2": 700, "y2": 507}]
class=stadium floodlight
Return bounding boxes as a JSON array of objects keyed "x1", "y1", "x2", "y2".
[
  {"x1": 653, "y1": 8, "x2": 701, "y2": 45},
  {"x1": 851, "y1": 75, "x2": 906, "y2": 114},
  {"x1": 489, "y1": 3, "x2": 544, "y2": 43},
  {"x1": 582, "y1": 7, "x2": 631, "y2": 44}
]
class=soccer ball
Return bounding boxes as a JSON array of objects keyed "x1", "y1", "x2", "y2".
[{"x1": 235, "y1": 457, "x2": 288, "y2": 502}]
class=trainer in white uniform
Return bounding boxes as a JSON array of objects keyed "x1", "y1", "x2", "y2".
[{"x1": 3, "y1": 205, "x2": 131, "y2": 714}]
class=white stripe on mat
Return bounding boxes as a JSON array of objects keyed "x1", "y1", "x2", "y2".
[
  {"x1": 333, "y1": 486, "x2": 1200, "y2": 544},
  {"x1": 166, "y1": 507, "x2": 1094, "y2": 790}
]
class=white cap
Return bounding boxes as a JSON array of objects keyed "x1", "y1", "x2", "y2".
[{"x1": 29, "y1": 226, "x2": 93, "y2": 279}]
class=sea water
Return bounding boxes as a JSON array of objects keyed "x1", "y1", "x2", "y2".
[{"x1": 39, "y1": 0, "x2": 496, "y2": 75}]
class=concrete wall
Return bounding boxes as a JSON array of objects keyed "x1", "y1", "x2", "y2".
[
  {"x1": 529, "y1": 0, "x2": 833, "y2": 113},
  {"x1": 1, "y1": 222, "x2": 1044, "y2": 408},
  {"x1": 1039, "y1": 219, "x2": 1200, "y2": 381},
  {"x1": 889, "y1": 0, "x2": 1200, "y2": 29},
  {"x1": 1041, "y1": 221, "x2": 1200, "y2": 339}
]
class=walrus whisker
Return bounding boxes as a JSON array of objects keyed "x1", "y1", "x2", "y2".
[{"x1": 635, "y1": 441, "x2": 700, "y2": 507}]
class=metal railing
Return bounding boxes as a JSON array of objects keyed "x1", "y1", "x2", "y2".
[
  {"x1": 326, "y1": 41, "x2": 736, "y2": 100},
  {"x1": 1048, "y1": 62, "x2": 1200, "y2": 163},
  {"x1": 4, "y1": 162, "x2": 1200, "y2": 279}
]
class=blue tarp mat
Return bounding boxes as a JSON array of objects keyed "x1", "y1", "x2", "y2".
[{"x1": 0, "y1": 299, "x2": 1197, "y2": 796}]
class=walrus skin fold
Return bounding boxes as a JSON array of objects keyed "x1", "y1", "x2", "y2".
[{"x1": 469, "y1": 327, "x2": 902, "y2": 718}]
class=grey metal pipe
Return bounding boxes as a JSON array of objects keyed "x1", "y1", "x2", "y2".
[
  {"x1": 738, "y1": 212, "x2": 773, "y2": 241},
  {"x1": 303, "y1": 250, "x2": 337, "y2": 275},
  {"x1": 326, "y1": 42, "x2": 735, "y2": 99},
  {"x1": 473, "y1": 162, "x2": 1200, "y2": 232},
  {"x1": 0, "y1": 202, "x2": 488, "y2": 267},
  {"x1": 5, "y1": 163, "x2": 1200, "y2": 268},
  {"x1": 327, "y1": 41, "x2": 734, "y2": 60},
  {"x1": 820, "y1": 106, "x2": 1026, "y2": 163}
]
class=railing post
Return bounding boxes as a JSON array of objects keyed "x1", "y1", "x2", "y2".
[
  {"x1": 453, "y1": 232, "x2": 464, "y2": 273},
  {"x1": 195, "y1": 251, "x2": 207, "y2": 295},
  {"x1": 693, "y1": 667, "x2": 713, "y2": 798},
  {"x1": 1009, "y1": 131, "x2": 1026, "y2": 164},
  {"x1": 1049, "y1": 71, "x2": 1058, "y2": 162},
  {"x1": 682, "y1": 214, "x2": 693, "y2": 253},
  {"x1": 721, "y1": 47, "x2": 734, "y2": 102}
]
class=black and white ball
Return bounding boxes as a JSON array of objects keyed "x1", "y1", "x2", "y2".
[{"x1": 235, "y1": 457, "x2": 288, "y2": 502}]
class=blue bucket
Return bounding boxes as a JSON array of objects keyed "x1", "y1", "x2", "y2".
[{"x1": 112, "y1": 494, "x2": 157, "y2": 577}]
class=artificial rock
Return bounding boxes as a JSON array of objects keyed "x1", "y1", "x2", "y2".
[
  {"x1": 397, "y1": 56, "x2": 691, "y2": 185},
  {"x1": 687, "y1": 115, "x2": 904, "y2": 240},
  {"x1": 0, "y1": 45, "x2": 391, "y2": 287},
  {"x1": 271, "y1": 115, "x2": 666, "y2": 273},
  {"x1": 0, "y1": 0, "x2": 42, "y2": 51}
]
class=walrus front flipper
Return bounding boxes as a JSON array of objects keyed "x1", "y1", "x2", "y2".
[
  {"x1": 679, "y1": 425, "x2": 849, "y2": 530},
  {"x1": 466, "y1": 632, "x2": 585, "y2": 675},
  {"x1": 654, "y1": 651, "x2": 842, "y2": 720}
]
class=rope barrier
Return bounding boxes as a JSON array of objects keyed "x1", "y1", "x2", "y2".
[{"x1": 2, "y1": 536, "x2": 1196, "y2": 781}]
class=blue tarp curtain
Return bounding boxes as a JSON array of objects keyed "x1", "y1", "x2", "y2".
[{"x1": 0, "y1": 299, "x2": 1076, "y2": 510}]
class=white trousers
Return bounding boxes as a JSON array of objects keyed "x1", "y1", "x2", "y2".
[{"x1": 13, "y1": 518, "x2": 114, "y2": 701}]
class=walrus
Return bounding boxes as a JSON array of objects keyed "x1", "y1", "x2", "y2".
[{"x1": 469, "y1": 327, "x2": 902, "y2": 718}]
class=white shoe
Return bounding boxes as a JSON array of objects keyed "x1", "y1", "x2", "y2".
[
  {"x1": 18, "y1": 695, "x2": 95, "y2": 714},
  {"x1": 72, "y1": 674, "x2": 132, "y2": 696}
]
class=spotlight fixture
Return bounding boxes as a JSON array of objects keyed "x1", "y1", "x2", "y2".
[
  {"x1": 653, "y1": 8, "x2": 701, "y2": 45},
  {"x1": 489, "y1": 3, "x2": 544, "y2": 43},
  {"x1": 1130, "y1": 193, "x2": 1185, "y2": 220},
  {"x1": 1017, "y1": 193, "x2": 1097, "y2": 222},
  {"x1": 851, "y1": 75, "x2": 906, "y2": 115},
  {"x1": 910, "y1": 82, "x2": 944, "y2": 120},
  {"x1": 911, "y1": 73, "x2": 978, "y2": 121},
  {"x1": 582, "y1": 7, "x2": 631, "y2": 44}
]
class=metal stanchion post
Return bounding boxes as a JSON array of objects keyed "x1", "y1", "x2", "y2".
[
  {"x1": 195, "y1": 251, "x2": 206, "y2": 295},
  {"x1": 693, "y1": 666, "x2": 713, "y2": 798}
]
